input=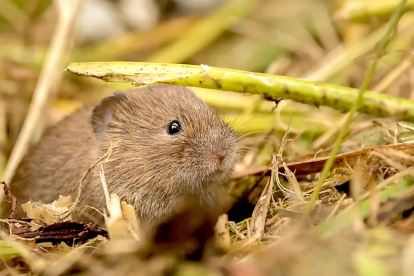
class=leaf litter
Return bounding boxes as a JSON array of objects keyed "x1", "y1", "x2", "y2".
[{"x1": 1, "y1": 123, "x2": 414, "y2": 275}]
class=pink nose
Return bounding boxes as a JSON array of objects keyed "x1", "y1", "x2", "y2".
[{"x1": 212, "y1": 147, "x2": 227, "y2": 162}]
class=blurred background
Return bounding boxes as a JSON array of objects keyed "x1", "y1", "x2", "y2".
[
  {"x1": 1, "y1": 0, "x2": 414, "y2": 196},
  {"x1": 3, "y1": 2, "x2": 414, "y2": 274}
]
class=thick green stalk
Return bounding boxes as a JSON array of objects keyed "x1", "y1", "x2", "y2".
[{"x1": 67, "y1": 61, "x2": 414, "y2": 123}]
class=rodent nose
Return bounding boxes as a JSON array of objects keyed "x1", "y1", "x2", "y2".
[{"x1": 212, "y1": 147, "x2": 228, "y2": 162}]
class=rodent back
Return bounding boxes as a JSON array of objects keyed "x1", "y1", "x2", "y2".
[{"x1": 10, "y1": 106, "x2": 102, "y2": 211}]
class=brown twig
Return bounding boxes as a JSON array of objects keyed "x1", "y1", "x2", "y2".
[
  {"x1": 15, "y1": 221, "x2": 108, "y2": 245},
  {"x1": 232, "y1": 143, "x2": 414, "y2": 179},
  {"x1": 2, "y1": 181, "x2": 18, "y2": 220},
  {"x1": 248, "y1": 127, "x2": 290, "y2": 242}
]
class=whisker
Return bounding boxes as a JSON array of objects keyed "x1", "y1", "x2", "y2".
[
  {"x1": 237, "y1": 147, "x2": 257, "y2": 152},
  {"x1": 237, "y1": 131, "x2": 273, "y2": 140},
  {"x1": 232, "y1": 115, "x2": 256, "y2": 133}
]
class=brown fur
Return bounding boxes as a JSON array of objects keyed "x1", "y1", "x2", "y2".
[{"x1": 10, "y1": 85, "x2": 238, "y2": 232}]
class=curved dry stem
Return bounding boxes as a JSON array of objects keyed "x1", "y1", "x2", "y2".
[{"x1": 4, "y1": 0, "x2": 82, "y2": 184}]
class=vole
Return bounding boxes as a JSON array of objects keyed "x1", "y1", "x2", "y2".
[{"x1": 10, "y1": 84, "x2": 238, "y2": 233}]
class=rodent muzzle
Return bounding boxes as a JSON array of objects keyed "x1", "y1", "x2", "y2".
[
  {"x1": 208, "y1": 144, "x2": 231, "y2": 171},
  {"x1": 212, "y1": 148, "x2": 227, "y2": 162}
]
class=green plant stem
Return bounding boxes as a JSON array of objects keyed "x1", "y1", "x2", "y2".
[
  {"x1": 67, "y1": 61, "x2": 414, "y2": 123},
  {"x1": 300, "y1": 0, "x2": 408, "y2": 222}
]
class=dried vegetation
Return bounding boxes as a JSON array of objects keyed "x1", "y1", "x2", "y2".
[{"x1": 2, "y1": 0, "x2": 414, "y2": 275}]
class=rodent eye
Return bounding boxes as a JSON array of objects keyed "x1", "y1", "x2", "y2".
[{"x1": 168, "y1": 120, "x2": 181, "y2": 135}]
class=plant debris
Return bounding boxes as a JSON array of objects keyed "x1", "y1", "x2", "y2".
[
  {"x1": 1, "y1": 183, "x2": 108, "y2": 246},
  {"x1": 14, "y1": 221, "x2": 107, "y2": 245},
  {"x1": 2, "y1": 181, "x2": 17, "y2": 220}
]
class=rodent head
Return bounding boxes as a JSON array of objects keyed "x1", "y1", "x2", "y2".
[{"x1": 90, "y1": 84, "x2": 238, "y2": 199}]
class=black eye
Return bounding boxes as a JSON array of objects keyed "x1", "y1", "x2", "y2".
[{"x1": 168, "y1": 120, "x2": 181, "y2": 135}]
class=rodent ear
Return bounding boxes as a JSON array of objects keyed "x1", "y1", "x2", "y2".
[{"x1": 91, "y1": 92, "x2": 126, "y2": 141}]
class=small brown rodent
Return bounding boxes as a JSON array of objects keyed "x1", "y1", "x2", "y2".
[{"x1": 10, "y1": 84, "x2": 238, "y2": 232}]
